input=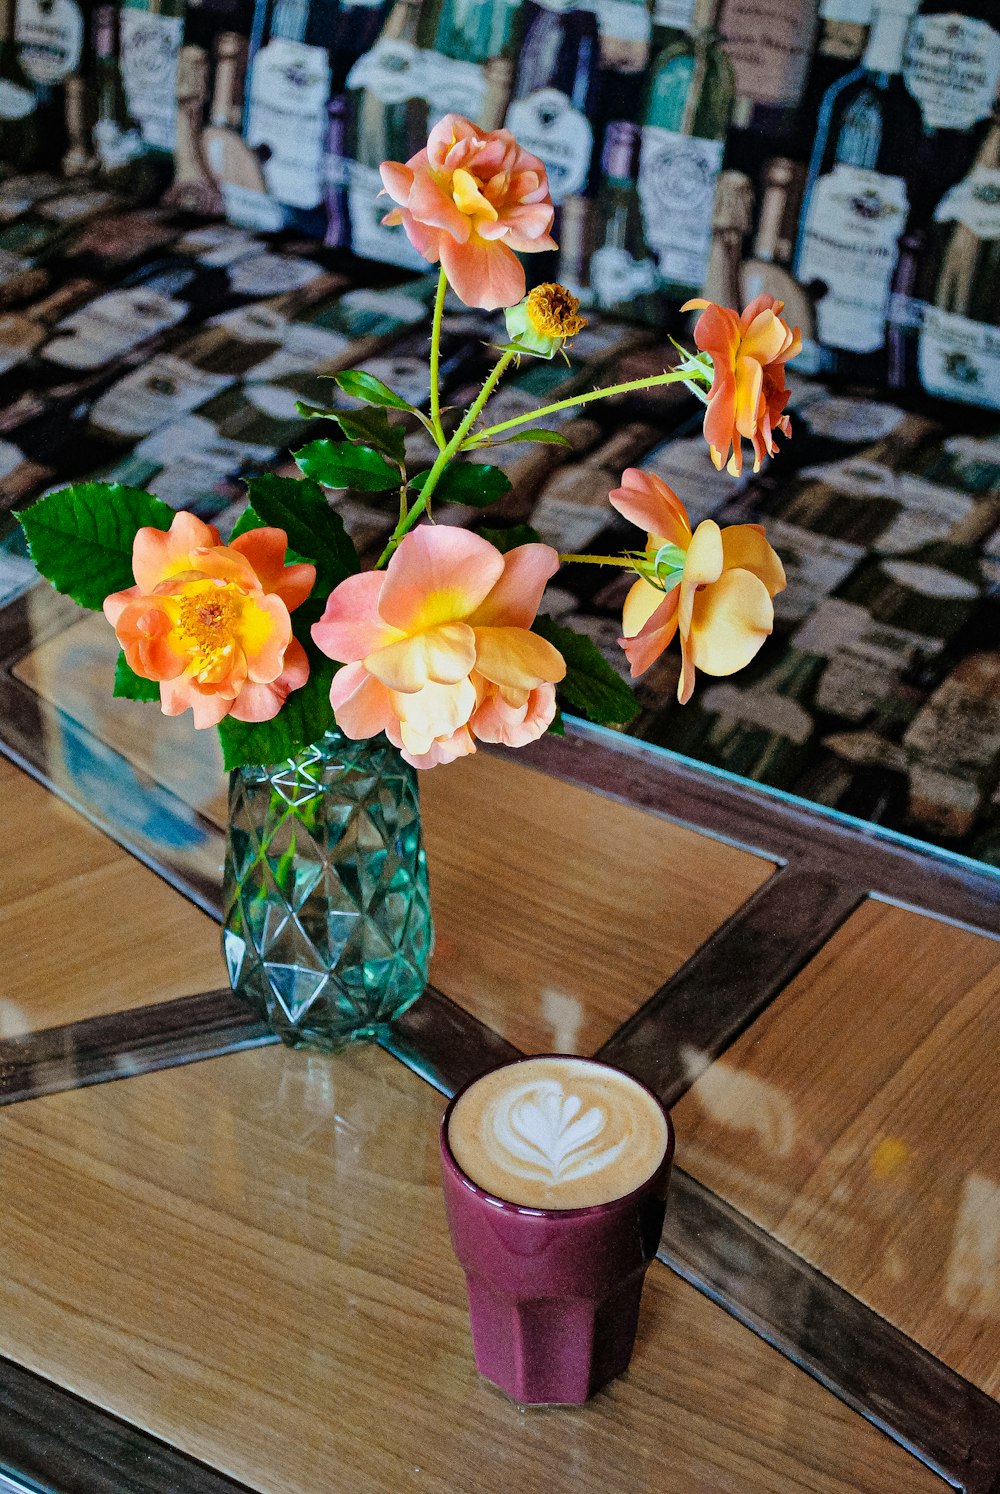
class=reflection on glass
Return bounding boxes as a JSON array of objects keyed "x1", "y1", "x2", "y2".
[{"x1": 946, "y1": 1173, "x2": 1000, "y2": 1318}]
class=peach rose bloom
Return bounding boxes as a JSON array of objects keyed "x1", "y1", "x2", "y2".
[
  {"x1": 609, "y1": 468, "x2": 785, "y2": 704},
  {"x1": 683, "y1": 294, "x2": 801, "y2": 477},
  {"x1": 379, "y1": 114, "x2": 556, "y2": 311},
  {"x1": 311, "y1": 527, "x2": 565, "y2": 769},
  {"x1": 103, "y1": 511, "x2": 314, "y2": 729}
]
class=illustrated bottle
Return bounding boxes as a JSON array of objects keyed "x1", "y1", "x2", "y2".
[
  {"x1": 583, "y1": 120, "x2": 660, "y2": 318},
  {"x1": 914, "y1": 117, "x2": 1000, "y2": 411},
  {"x1": 718, "y1": 0, "x2": 820, "y2": 137},
  {"x1": 701, "y1": 167, "x2": 752, "y2": 307},
  {"x1": 202, "y1": 30, "x2": 270, "y2": 214},
  {"x1": 903, "y1": 0, "x2": 1000, "y2": 161},
  {"x1": 0, "y1": 0, "x2": 42, "y2": 170},
  {"x1": 344, "y1": 0, "x2": 430, "y2": 267},
  {"x1": 61, "y1": 73, "x2": 97, "y2": 176},
  {"x1": 796, "y1": 0, "x2": 871, "y2": 132},
  {"x1": 118, "y1": 0, "x2": 187, "y2": 153},
  {"x1": 0, "y1": 277, "x2": 96, "y2": 390},
  {"x1": 505, "y1": 0, "x2": 600, "y2": 208},
  {"x1": 14, "y1": 0, "x2": 85, "y2": 159},
  {"x1": 244, "y1": 0, "x2": 337, "y2": 226},
  {"x1": 321, "y1": 0, "x2": 387, "y2": 247},
  {"x1": 425, "y1": 0, "x2": 521, "y2": 130},
  {"x1": 794, "y1": 0, "x2": 924, "y2": 376},
  {"x1": 163, "y1": 44, "x2": 225, "y2": 214},
  {"x1": 638, "y1": 0, "x2": 736, "y2": 302},
  {"x1": 92, "y1": 4, "x2": 164, "y2": 196},
  {"x1": 738, "y1": 157, "x2": 820, "y2": 366}
]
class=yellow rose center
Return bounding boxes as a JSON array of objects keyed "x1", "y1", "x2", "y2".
[
  {"x1": 177, "y1": 587, "x2": 242, "y2": 672},
  {"x1": 525, "y1": 283, "x2": 587, "y2": 340}
]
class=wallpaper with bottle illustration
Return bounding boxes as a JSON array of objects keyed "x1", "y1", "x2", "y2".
[{"x1": 0, "y1": 0, "x2": 997, "y2": 407}]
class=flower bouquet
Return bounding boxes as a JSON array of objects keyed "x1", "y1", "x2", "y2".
[{"x1": 18, "y1": 115, "x2": 798, "y2": 1050}]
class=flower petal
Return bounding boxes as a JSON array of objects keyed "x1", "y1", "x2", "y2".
[
  {"x1": 622, "y1": 576, "x2": 667, "y2": 638},
  {"x1": 365, "y1": 622, "x2": 476, "y2": 693},
  {"x1": 229, "y1": 638, "x2": 309, "y2": 723},
  {"x1": 159, "y1": 674, "x2": 233, "y2": 728},
  {"x1": 132, "y1": 512, "x2": 220, "y2": 592},
  {"x1": 378, "y1": 526, "x2": 504, "y2": 633},
  {"x1": 472, "y1": 625, "x2": 565, "y2": 691},
  {"x1": 378, "y1": 160, "x2": 414, "y2": 206},
  {"x1": 229, "y1": 526, "x2": 315, "y2": 611},
  {"x1": 721, "y1": 525, "x2": 786, "y2": 599},
  {"x1": 392, "y1": 677, "x2": 477, "y2": 754},
  {"x1": 311, "y1": 571, "x2": 403, "y2": 663},
  {"x1": 467, "y1": 542, "x2": 559, "y2": 628},
  {"x1": 621, "y1": 589, "x2": 678, "y2": 678},
  {"x1": 608, "y1": 468, "x2": 692, "y2": 548},
  {"x1": 329, "y1": 662, "x2": 397, "y2": 740},
  {"x1": 471, "y1": 680, "x2": 556, "y2": 746},
  {"x1": 687, "y1": 567, "x2": 774, "y2": 678},
  {"x1": 438, "y1": 231, "x2": 525, "y2": 310}
]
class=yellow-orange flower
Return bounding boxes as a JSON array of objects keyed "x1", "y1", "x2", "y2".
[
  {"x1": 380, "y1": 114, "x2": 556, "y2": 311},
  {"x1": 609, "y1": 468, "x2": 785, "y2": 703},
  {"x1": 682, "y1": 294, "x2": 801, "y2": 477},
  {"x1": 103, "y1": 511, "x2": 315, "y2": 728},
  {"x1": 311, "y1": 527, "x2": 565, "y2": 768}
]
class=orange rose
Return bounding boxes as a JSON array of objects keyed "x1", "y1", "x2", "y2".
[
  {"x1": 682, "y1": 294, "x2": 801, "y2": 477},
  {"x1": 609, "y1": 468, "x2": 785, "y2": 703},
  {"x1": 380, "y1": 114, "x2": 556, "y2": 311},
  {"x1": 103, "y1": 511, "x2": 314, "y2": 728}
]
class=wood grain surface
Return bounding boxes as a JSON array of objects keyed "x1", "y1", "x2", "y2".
[
  {"x1": 421, "y1": 754, "x2": 774, "y2": 1054},
  {"x1": 673, "y1": 897, "x2": 1000, "y2": 1400},
  {"x1": 0, "y1": 1043, "x2": 939, "y2": 1494},
  {"x1": 0, "y1": 758, "x2": 225, "y2": 1036}
]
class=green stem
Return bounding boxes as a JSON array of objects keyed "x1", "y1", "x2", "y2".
[
  {"x1": 375, "y1": 350, "x2": 517, "y2": 568},
  {"x1": 466, "y1": 368, "x2": 705, "y2": 446},
  {"x1": 559, "y1": 553, "x2": 637, "y2": 568},
  {"x1": 428, "y1": 268, "x2": 448, "y2": 449}
]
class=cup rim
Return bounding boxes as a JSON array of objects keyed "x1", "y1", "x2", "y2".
[{"x1": 440, "y1": 1052, "x2": 675, "y2": 1220}]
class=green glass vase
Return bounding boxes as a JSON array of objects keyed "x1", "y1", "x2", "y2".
[{"x1": 222, "y1": 730, "x2": 433, "y2": 1051}]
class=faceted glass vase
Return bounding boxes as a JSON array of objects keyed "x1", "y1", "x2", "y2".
[{"x1": 222, "y1": 730, "x2": 433, "y2": 1052}]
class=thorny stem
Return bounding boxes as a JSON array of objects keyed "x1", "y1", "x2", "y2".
[
  {"x1": 465, "y1": 368, "x2": 708, "y2": 446},
  {"x1": 428, "y1": 268, "x2": 448, "y2": 449},
  {"x1": 375, "y1": 350, "x2": 517, "y2": 568},
  {"x1": 558, "y1": 553, "x2": 638, "y2": 568}
]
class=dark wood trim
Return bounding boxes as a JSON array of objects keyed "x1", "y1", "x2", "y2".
[
  {"x1": 0, "y1": 989, "x2": 275, "y2": 1106},
  {"x1": 0, "y1": 1354, "x2": 255, "y2": 1493},
  {"x1": 661, "y1": 1168, "x2": 1000, "y2": 1494},
  {"x1": 377, "y1": 983, "x2": 522, "y2": 1096},
  {"x1": 499, "y1": 722, "x2": 1000, "y2": 938},
  {"x1": 598, "y1": 864, "x2": 865, "y2": 1107}
]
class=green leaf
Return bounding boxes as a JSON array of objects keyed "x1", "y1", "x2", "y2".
[
  {"x1": 330, "y1": 407, "x2": 406, "y2": 466},
  {"x1": 490, "y1": 429, "x2": 572, "y2": 448},
  {"x1": 294, "y1": 399, "x2": 341, "y2": 421},
  {"x1": 547, "y1": 706, "x2": 565, "y2": 736},
  {"x1": 113, "y1": 650, "x2": 160, "y2": 703},
  {"x1": 243, "y1": 473, "x2": 359, "y2": 592},
  {"x1": 216, "y1": 600, "x2": 336, "y2": 771},
  {"x1": 17, "y1": 482, "x2": 175, "y2": 610},
  {"x1": 410, "y1": 462, "x2": 512, "y2": 508},
  {"x1": 532, "y1": 614, "x2": 639, "y2": 727},
  {"x1": 228, "y1": 502, "x2": 265, "y2": 541},
  {"x1": 294, "y1": 438, "x2": 400, "y2": 493},
  {"x1": 325, "y1": 369, "x2": 418, "y2": 413},
  {"x1": 478, "y1": 524, "x2": 542, "y2": 554}
]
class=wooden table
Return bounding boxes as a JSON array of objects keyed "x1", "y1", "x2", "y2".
[{"x1": 1, "y1": 585, "x2": 998, "y2": 1493}]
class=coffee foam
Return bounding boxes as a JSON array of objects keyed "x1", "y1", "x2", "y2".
[{"x1": 447, "y1": 1057, "x2": 669, "y2": 1210}]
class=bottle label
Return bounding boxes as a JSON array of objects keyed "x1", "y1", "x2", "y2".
[
  {"x1": 589, "y1": 245, "x2": 659, "y2": 308},
  {"x1": 221, "y1": 185, "x2": 289, "y2": 234},
  {"x1": 904, "y1": 14, "x2": 1000, "y2": 132},
  {"x1": 90, "y1": 356, "x2": 237, "y2": 438},
  {"x1": 247, "y1": 39, "x2": 331, "y2": 210},
  {"x1": 700, "y1": 682, "x2": 814, "y2": 743},
  {"x1": 0, "y1": 79, "x2": 34, "y2": 120},
  {"x1": 15, "y1": 0, "x2": 83, "y2": 84},
  {"x1": 797, "y1": 164, "x2": 908, "y2": 353},
  {"x1": 763, "y1": 519, "x2": 866, "y2": 623},
  {"x1": 918, "y1": 307, "x2": 1000, "y2": 411},
  {"x1": 346, "y1": 162, "x2": 429, "y2": 270},
  {"x1": 420, "y1": 51, "x2": 487, "y2": 123},
  {"x1": 933, "y1": 166, "x2": 1000, "y2": 242},
  {"x1": 248, "y1": 324, "x2": 351, "y2": 382},
  {"x1": 346, "y1": 38, "x2": 424, "y2": 106},
  {"x1": 505, "y1": 89, "x2": 593, "y2": 203},
  {"x1": 38, "y1": 189, "x2": 115, "y2": 221},
  {"x1": 226, "y1": 253, "x2": 321, "y2": 296},
  {"x1": 43, "y1": 288, "x2": 188, "y2": 369},
  {"x1": 176, "y1": 225, "x2": 263, "y2": 268},
  {"x1": 718, "y1": 0, "x2": 818, "y2": 108},
  {"x1": 119, "y1": 8, "x2": 184, "y2": 152},
  {"x1": 93, "y1": 119, "x2": 146, "y2": 172},
  {"x1": 637, "y1": 128, "x2": 724, "y2": 289},
  {"x1": 593, "y1": 0, "x2": 652, "y2": 49},
  {"x1": 652, "y1": 0, "x2": 696, "y2": 28}
]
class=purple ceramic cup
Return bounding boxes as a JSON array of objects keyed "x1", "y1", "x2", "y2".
[{"x1": 439, "y1": 1056, "x2": 674, "y2": 1405}]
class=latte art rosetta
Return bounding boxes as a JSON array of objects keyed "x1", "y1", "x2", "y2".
[
  {"x1": 447, "y1": 1056, "x2": 670, "y2": 1210},
  {"x1": 493, "y1": 1080, "x2": 628, "y2": 1185}
]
